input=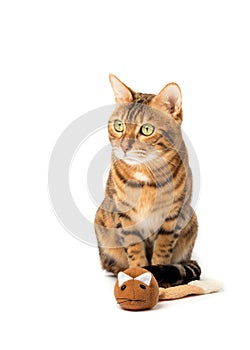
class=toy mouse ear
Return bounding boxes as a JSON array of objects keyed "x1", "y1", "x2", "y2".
[
  {"x1": 134, "y1": 272, "x2": 152, "y2": 286},
  {"x1": 117, "y1": 272, "x2": 133, "y2": 287}
]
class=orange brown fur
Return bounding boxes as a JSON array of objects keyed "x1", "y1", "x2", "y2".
[{"x1": 95, "y1": 74, "x2": 200, "y2": 286}]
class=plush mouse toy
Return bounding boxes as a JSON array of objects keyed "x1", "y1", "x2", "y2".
[
  {"x1": 114, "y1": 267, "x2": 159, "y2": 310},
  {"x1": 114, "y1": 267, "x2": 222, "y2": 311}
]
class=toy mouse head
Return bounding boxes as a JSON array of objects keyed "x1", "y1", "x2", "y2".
[{"x1": 114, "y1": 267, "x2": 159, "y2": 311}]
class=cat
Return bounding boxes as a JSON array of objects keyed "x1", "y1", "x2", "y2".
[{"x1": 94, "y1": 74, "x2": 201, "y2": 287}]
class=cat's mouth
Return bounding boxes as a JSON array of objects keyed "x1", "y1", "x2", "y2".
[{"x1": 113, "y1": 147, "x2": 156, "y2": 165}]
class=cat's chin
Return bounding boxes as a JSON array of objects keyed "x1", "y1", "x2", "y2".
[
  {"x1": 122, "y1": 158, "x2": 143, "y2": 165},
  {"x1": 120, "y1": 155, "x2": 156, "y2": 166}
]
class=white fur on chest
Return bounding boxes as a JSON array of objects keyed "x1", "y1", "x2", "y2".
[{"x1": 133, "y1": 172, "x2": 150, "y2": 182}]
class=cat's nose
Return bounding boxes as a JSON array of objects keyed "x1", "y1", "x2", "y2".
[
  {"x1": 121, "y1": 145, "x2": 131, "y2": 153},
  {"x1": 121, "y1": 144, "x2": 131, "y2": 154}
]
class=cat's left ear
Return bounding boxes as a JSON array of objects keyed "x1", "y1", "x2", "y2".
[{"x1": 149, "y1": 83, "x2": 183, "y2": 124}]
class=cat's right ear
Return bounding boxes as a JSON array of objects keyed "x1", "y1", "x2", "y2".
[{"x1": 109, "y1": 74, "x2": 134, "y2": 103}]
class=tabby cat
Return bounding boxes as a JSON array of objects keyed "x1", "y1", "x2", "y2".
[{"x1": 94, "y1": 74, "x2": 201, "y2": 287}]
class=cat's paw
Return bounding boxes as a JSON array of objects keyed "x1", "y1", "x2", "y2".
[{"x1": 128, "y1": 256, "x2": 149, "y2": 268}]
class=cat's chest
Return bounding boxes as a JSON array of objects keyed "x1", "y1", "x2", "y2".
[
  {"x1": 127, "y1": 183, "x2": 166, "y2": 235},
  {"x1": 112, "y1": 169, "x2": 170, "y2": 233},
  {"x1": 132, "y1": 200, "x2": 166, "y2": 236}
]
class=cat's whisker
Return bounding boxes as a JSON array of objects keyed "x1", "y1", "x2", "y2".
[
  {"x1": 164, "y1": 147, "x2": 186, "y2": 155},
  {"x1": 152, "y1": 151, "x2": 181, "y2": 168}
]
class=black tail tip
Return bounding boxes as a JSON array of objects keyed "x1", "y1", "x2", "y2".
[{"x1": 144, "y1": 260, "x2": 201, "y2": 288}]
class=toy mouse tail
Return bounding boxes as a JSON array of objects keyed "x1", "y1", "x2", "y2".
[{"x1": 144, "y1": 260, "x2": 201, "y2": 288}]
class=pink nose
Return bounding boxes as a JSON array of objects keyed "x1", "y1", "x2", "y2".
[
  {"x1": 121, "y1": 145, "x2": 129, "y2": 153},
  {"x1": 121, "y1": 145, "x2": 131, "y2": 154}
]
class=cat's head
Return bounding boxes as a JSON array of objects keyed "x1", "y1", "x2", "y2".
[{"x1": 108, "y1": 74, "x2": 183, "y2": 166}]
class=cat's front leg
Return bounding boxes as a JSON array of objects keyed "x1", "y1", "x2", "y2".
[
  {"x1": 151, "y1": 219, "x2": 179, "y2": 265},
  {"x1": 122, "y1": 229, "x2": 148, "y2": 267},
  {"x1": 126, "y1": 242, "x2": 148, "y2": 267},
  {"x1": 151, "y1": 209, "x2": 198, "y2": 265}
]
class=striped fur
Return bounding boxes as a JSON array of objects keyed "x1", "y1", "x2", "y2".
[{"x1": 94, "y1": 75, "x2": 200, "y2": 287}]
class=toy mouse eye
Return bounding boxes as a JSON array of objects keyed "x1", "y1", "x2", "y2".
[
  {"x1": 121, "y1": 285, "x2": 126, "y2": 291},
  {"x1": 140, "y1": 284, "x2": 146, "y2": 290}
]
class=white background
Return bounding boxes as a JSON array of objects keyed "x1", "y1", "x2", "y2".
[{"x1": 1, "y1": 1, "x2": 249, "y2": 349}]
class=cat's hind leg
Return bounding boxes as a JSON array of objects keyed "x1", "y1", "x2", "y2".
[{"x1": 98, "y1": 246, "x2": 128, "y2": 275}]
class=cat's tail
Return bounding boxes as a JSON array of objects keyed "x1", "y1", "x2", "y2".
[{"x1": 144, "y1": 260, "x2": 201, "y2": 288}]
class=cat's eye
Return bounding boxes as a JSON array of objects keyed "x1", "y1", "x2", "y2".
[
  {"x1": 121, "y1": 285, "x2": 126, "y2": 291},
  {"x1": 114, "y1": 119, "x2": 124, "y2": 132},
  {"x1": 140, "y1": 124, "x2": 155, "y2": 136},
  {"x1": 140, "y1": 284, "x2": 146, "y2": 290}
]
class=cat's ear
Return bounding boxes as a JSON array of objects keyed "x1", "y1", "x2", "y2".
[
  {"x1": 149, "y1": 83, "x2": 183, "y2": 124},
  {"x1": 109, "y1": 74, "x2": 134, "y2": 103}
]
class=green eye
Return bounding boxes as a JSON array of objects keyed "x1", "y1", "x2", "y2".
[
  {"x1": 114, "y1": 120, "x2": 124, "y2": 132},
  {"x1": 140, "y1": 124, "x2": 155, "y2": 136}
]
